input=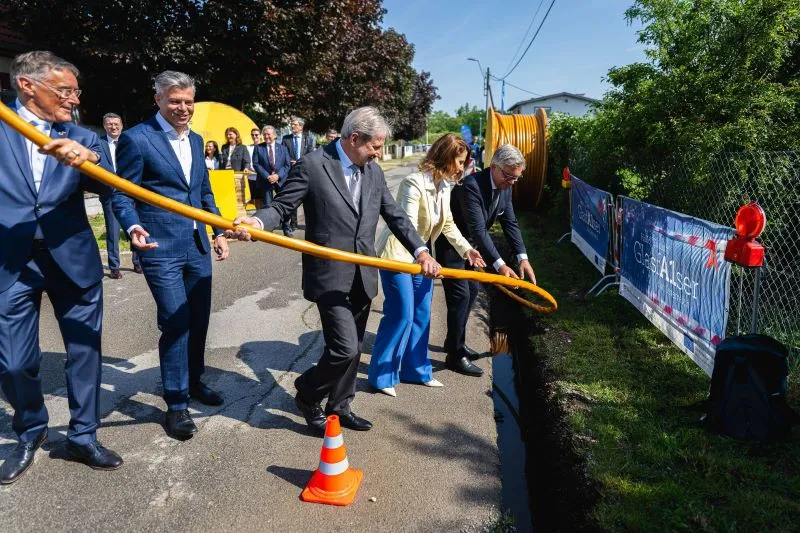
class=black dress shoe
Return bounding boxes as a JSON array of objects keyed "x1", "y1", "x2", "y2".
[
  {"x1": 0, "y1": 429, "x2": 47, "y2": 485},
  {"x1": 330, "y1": 411, "x2": 373, "y2": 431},
  {"x1": 463, "y1": 346, "x2": 482, "y2": 359},
  {"x1": 165, "y1": 409, "x2": 198, "y2": 439},
  {"x1": 294, "y1": 394, "x2": 327, "y2": 434},
  {"x1": 109, "y1": 269, "x2": 122, "y2": 280},
  {"x1": 189, "y1": 382, "x2": 224, "y2": 406},
  {"x1": 445, "y1": 354, "x2": 484, "y2": 377},
  {"x1": 133, "y1": 264, "x2": 143, "y2": 274},
  {"x1": 66, "y1": 441, "x2": 123, "y2": 470}
]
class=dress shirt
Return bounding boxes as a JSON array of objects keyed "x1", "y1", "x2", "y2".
[
  {"x1": 155, "y1": 111, "x2": 192, "y2": 184},
  {"x1": 488, "y1": 177, "x2": 528, "y2": 270},
  {"x1": 107, "y1": 135, "x2": 118, "y2": 171},
  {"x1": 15, "y1": 99, "x2": 51, "y2": 193}
]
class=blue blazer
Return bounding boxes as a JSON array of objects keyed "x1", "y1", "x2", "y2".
[
  {"x1": 0, "y1": 112, "x2": 109, "y2": 293},
  {"x1": 252, "y1": 142, "x2": 291, "y2": 188},
  {"x1": 112, "y1": 114, "x2": 222, "y2": 258}
]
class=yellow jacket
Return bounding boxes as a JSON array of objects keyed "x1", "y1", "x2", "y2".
[{"x1": 376, "y1": 171, "x2": 472, "y2": 263}]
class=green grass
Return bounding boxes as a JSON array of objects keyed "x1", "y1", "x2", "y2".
[
  {"x1": 377, "y1": 153, "x2": 423, "y2": 172},
  {"x1": 88, "y1": 214, "x2": 131, "y2": 252},
  {"x1": 518, "y1": 212, "x2": 800, "y2": 532}
]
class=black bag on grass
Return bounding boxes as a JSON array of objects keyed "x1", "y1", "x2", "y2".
[{"x1": 704, "y1": 334, "x2": 799, "y2": 441}]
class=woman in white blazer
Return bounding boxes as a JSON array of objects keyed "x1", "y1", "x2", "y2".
[{"x1": 368, "y1": 134, "x2": 485, "y2": 396}]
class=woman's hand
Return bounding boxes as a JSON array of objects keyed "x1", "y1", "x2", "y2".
[{"x1": 465, "y1": 248, "x2": 486, "y2": 268}]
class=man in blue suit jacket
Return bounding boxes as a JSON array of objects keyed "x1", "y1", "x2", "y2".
[
  {"x1": 98, "y1": 112, "x2": 140, "y2": 279},
  {"x1": 0, "y1": 51, "x2": 123, "y2": 485},
  {"x1": 252, "y1": 125, "x2": 291, "y2": 230},
  {"x1": 435, "y1": 144, "x2": 537, "y2": 377},
  {"x1": 112, "y1": 70, "x2": 230, "y2": 440}
]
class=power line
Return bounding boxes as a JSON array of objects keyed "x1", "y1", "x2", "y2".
[
  {"x1": 499, "y1": 0, "x2": 557, "y2": 80},
  {"x1": 490, "y1": 76, "x2": 541, "y2": 97},
  {"x1": 502, "y1": 0, "x2": 547, "y2": 76}
]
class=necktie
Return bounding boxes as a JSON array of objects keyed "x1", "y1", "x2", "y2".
[
  {"x1": 489, "y1": 189, "x2": 500, "y2": 219},
  {"x1": 293, "y1": 136, "x2": 300, "y2": 159},
  {"x1": 349, "y1": 164, "x2": 362, "y2": 210},
  {"x1": 268, "y1": 143, "x2": 275, "y2": 168}
]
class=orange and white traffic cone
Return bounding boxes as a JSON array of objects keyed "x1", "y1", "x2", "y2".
[{"x1": 300, "y1": 414, "x2": 363, "y2": 506}]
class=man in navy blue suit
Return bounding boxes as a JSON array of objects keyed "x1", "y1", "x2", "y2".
[
  {"x1": 281, "y1": 116, "x2": 316, "y2": 235},
  {"x1": 98, "y1": 112, "x2": 140, "y2": 279},
  {"x1": 0, "y1": 51, "x2": 123, "y2": 484},
  {"x1": 113, "y1": 70, "x2": 230, "y2": 440},
  {"x1": 252, "y1": 125, "x2": 291, "y2": 229},
  {"x1": 435, "y1": 144, "x2": 537, "y2": 377}
]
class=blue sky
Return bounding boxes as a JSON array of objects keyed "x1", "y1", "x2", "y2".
[{"x1": 381, "y1": 0, "x2": 649, "y2": 113}]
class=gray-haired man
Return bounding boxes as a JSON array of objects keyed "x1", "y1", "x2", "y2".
[
  {"x1": 435, "y1": 144, "x2": 537, "y2": 376},
  {"x1": 229, "y1": 106, "x2": 441, "y2": 433}
]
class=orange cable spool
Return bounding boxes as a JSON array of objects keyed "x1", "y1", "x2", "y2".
[{"x1": 0, "y1": 101, "x2": 558, "y2": 313}]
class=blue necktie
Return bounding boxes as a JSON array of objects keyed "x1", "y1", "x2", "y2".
[{"x1": 293, "y1": 136, "x2": 300, "y2": 159}]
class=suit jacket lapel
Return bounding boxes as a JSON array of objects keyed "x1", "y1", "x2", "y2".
[
  {"x1": 0, "y1": 119, "x2": 37, "y2": 197},
  {"x1": 38, "y1": 123, "x2": 68, "y2": 197},
  {"x1": 322, "y1": 144, "x2": 358, "y2": 215},
  {"x1": 145, "y1": 119, "x2": 189, "y2": 188},
  {"x1": 358, "y1": 162, "x2": 374, "y2": 216},
  {"x1": 478, "y1": 170, "x2": 495, "y2": 223}
]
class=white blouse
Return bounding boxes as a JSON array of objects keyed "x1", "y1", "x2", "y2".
[{"x1": 205, "y1": 156, "x2": 219, "y2": 170}]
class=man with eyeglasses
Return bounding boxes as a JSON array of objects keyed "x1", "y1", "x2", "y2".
[
  {"x1": 0, "y1": 50, "x2": 124, "y2": 484},
  {"x1": 435, "y1": 143, "x2": 537, "y2": 377}
]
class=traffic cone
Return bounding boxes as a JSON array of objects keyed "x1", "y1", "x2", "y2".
[{"x1": 300, "y1": 414, "x2": 363, "y2": 506}]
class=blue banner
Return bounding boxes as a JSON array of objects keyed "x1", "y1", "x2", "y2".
[
  {"x1": 570, "y1": 176, "x2": 610, "y2": 273},
  {"x1": 460, "y1": 124, "x2": 473, "y2": 145},
  {"x1": 618, "y1": 197, "x2": 735, "y2": 376}
]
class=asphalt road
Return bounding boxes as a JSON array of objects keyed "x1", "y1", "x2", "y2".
[{"x1": 0, "y1": 161, "x2": 501, "y2": 532}]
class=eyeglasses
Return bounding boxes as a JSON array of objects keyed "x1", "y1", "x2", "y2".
[
  {"x1": 29, "y1": 78, "x2": 82, "y2": 100},
  {"x1": 498, "y1": 167, "x2": 522, "y2": 182}
]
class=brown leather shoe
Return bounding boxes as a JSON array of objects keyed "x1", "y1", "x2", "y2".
[{"x1": 109, "y1": 269, "x2": 122, "y2": 280}]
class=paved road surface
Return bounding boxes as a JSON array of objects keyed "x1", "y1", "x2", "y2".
[{"x1": 0, "y1": 161, "x2": 501, "y2": 532}]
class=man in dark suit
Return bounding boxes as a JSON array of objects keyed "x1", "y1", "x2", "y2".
[
  {"x1": 113, "y1": 70, "x2": 230, "y2": 440},
  {"x1": 98, "y1": 112, "x2": 140, "y2": 279},
  {"x1": 230, "y1": 107, "x2": 440, "y2": 433},
  {"x1": 252, "y1": 125, "x2": 291, "y2": 233},
  {"x1": 281, "y1": 116, "x2": 315, "y2": 233},
  {"x1": 435, "y1": 144, "x2": 536, "y2": 377},
  {"x1": 0, "y1": 51, "x2": 123, "y2": 484}
]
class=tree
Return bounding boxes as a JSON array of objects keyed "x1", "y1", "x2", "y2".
[{"x1": 3, "y1": 0, "x2": 439, "y2": 135}]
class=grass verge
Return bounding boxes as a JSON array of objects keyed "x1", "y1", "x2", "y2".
[
  {"x1": 88, "y1": 214, "x2": 131, "y2": 252},
  {"x1": 516, "y1": 212, "x2": 800, "y2": 531},
  {"x1": 376, "y1": 153, "x2": 423, "y2": 172}
]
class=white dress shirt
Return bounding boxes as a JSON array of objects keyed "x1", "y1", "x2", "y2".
[
  {"x1": 488, "y1": 177, "x2": 528, "y2": 270},
  {"x1": 106, "y1": 135, "x2": 118, "y2": 171},
  {"x1": 15, "y1": 99, "x2": 51, "y2": 193}
]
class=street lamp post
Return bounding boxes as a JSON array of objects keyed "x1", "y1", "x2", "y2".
[{"x1": 467, "y1": 57, "x2": 489, "y2": 137}]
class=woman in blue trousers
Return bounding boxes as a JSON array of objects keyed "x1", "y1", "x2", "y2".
[{"x1": 369, "y1": 134, "x2": 485, "y2": 396}]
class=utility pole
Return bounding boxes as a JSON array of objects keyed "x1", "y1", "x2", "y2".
[{"x1": 485, "y1": 67, "x2": 490, "y2": 114}]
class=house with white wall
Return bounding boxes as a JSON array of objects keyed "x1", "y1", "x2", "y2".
[{"x1": 507, "y1": 92, "x2": 600, "y2": 117}]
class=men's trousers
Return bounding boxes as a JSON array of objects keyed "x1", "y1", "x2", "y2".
[
  {"x1": 435, "y1": 234, "x2": 479, "y2": 358},
  {"x1": 296, "y1": 272, "x2": 371, "y2": 415},
  {"x1": 101, "y1": 194, "x2": 139, "y2": 270},
  {"x1": 139, "y1": 231, "x2": 212, "y2": 411},
  {"x1": 0, "y1": 247, "x2": 103, "y2": 445}
]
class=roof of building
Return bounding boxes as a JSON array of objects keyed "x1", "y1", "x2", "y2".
[{"x1": 508, "y1": 91, "x2": 601, "y2": 111}]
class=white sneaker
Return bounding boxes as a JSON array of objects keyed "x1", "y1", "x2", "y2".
[
  {"x1": 378, "y1": 386, "x2": 397, "y2": 397},
  {"x1": 422, "y1": 379, "x2": 444, "y2": 387}
]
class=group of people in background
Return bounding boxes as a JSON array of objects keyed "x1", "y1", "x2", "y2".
[{"x1": 0, "y1": 49, "x2": 535, "y2": 486}]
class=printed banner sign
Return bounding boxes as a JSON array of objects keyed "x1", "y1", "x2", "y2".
[
  {"x1": 460, "y1": 124, "x2": 473, "y2": 145},
  {"x1": 570, "y1": 176, "x2": 610, "y2": 273},
  {"x1": 618, "y1": 197, "x2": 735, "y2": 376}
]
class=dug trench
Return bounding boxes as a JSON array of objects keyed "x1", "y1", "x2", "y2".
[{"x1": 487, "y1": 249, "x2": 600, "y2": 532}]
